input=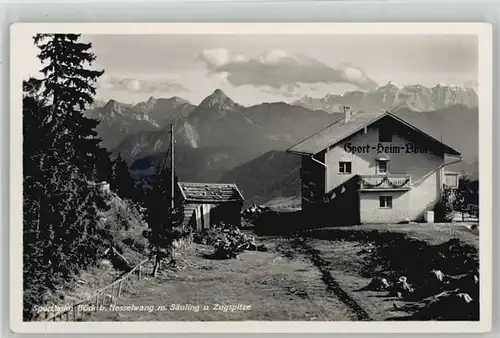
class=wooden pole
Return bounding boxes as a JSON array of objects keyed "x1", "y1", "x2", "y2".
[
  {"x1": 152, "y1": 254, "x2": 159, "y2": 277},
  {"x1": 170, "y1": 123, "x2": 175, "y2": 209},
  {"x1": 118, "y1": 281, "x2": 123, "y2": 298}
]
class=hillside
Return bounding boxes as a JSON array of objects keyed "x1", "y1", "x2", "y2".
[
  {"x1": 130, "y1": 145, "x2": 264, "y2": 184},
  {"x1": 219, "y1": 150, "x2": 301, "y2": 207},
  {"x1": 29, "y1": 188, "x2": 150, "y2": 321}
]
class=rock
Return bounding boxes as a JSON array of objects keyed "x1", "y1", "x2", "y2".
[
  {"x1": 431, "y1": 269, "x2": 445, "y2": 282},
  {"x1": 411, "y1": 290, "x2": 477, "y2": 320},
  {"x1": 457, "y1": 293, "x2": 473, "y2": 303},
  {"x1": 397, "y1": 276, "x2": 415, "y2": 294},
  {"x1": 360, "y1": 277, "x2": 391, "y2": 291},
  {"x1": 388, "y1": 276, "x2": 414, "y2": 297},
  {"x1": 99, "y1": 259, "x2": 113, "y2": 269}
]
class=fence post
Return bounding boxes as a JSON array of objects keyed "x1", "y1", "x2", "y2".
[
  {"x1": 38, "y1": 258, "x2": 153, "y2": 323},
  {"x1": 118, "y1": 280, "x2": 123, "y2": 299}
]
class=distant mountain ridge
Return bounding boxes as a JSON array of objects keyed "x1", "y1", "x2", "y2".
[
  {"x1": 84, "y1": 96, "x2": 195, "y2": 149},
  {"x1": 86, "y1": 83, "x2": 477, "y2": 151},
  {"x1": 112, "y1": 89, "x2": 338, "y2": 164},
  {"x1": 293, "y1": 82, "x2": 478, "y2": 114}
]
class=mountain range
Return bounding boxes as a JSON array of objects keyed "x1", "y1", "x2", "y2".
[
  {"x1": 293, "y1": 82, "x2": 478, "y2": 114},
  {"x1": 108, "y1": 89, "x2": 338, "y2": 164},
  {"x1": 84, "y1": 96, "x2": 195, "y2": 149},
  {"x1": 85, "y1": 84, "x2": 479, "y2": 205}
]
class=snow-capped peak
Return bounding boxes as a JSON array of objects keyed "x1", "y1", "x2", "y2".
[{"x1": 377, "y1": 81, "x2": 400, "y2": 91}]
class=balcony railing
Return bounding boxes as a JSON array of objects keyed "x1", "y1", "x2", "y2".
[{"x1": 359, "y1": 174, "x2": 411, "y2": 191}]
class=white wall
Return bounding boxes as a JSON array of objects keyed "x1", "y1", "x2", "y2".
[
  {"x1": 324, "y1": 121, "x2": 445, "y2": 221},
  {"x1": 359, "y1": 191, "x2": 410, "y2": 223}
]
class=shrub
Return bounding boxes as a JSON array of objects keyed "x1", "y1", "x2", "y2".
[{"x1": 434, "y1": 187, "x2": 455, "y2": 222}]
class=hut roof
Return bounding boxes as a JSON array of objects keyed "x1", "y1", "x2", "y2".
[{"x1": 177, "y1": 182, "x2": 244, "y2": 203}]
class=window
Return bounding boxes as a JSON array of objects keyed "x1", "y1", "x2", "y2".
[
  {"x1": 339, "y1": 161, "x2": 352, "y2": 174},
  {"x1": 379, "y1": 128, "x2": 393, "y2": 142},
  {"x1": 444, "y1": 173, "x2": 459, "y2": 188},
  {"x1": 377, "y1": 160, "x2": 388, "y2": 174},
  {"x1": 379, "y1": 196, "x2": 393, "y2": 208}
]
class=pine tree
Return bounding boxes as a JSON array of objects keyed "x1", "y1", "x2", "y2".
[
  {"x1": 23, "y1": 34, "x2": 110, "y2": 320},
  {"x1": 110, "y1": 154, "x2": 136, "y2": 200},
  {"x1": 143, "y1": 161, "x2": 184, "y2": 275},
  {"x1": 34, "y1": 33, "x2": 109, "y2": 180}
]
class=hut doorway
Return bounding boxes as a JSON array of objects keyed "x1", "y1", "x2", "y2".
[
  {"x1": 210, "y1": 204, "x2": 226, "y2": 227},
  {"x1": 194, "y1": 204, "x2": 212, "y2": 230}
]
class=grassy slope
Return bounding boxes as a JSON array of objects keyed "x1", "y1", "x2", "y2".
[
  {"x1": 34, "y1": 192, "x2": 149, "y2": 320},
  {"x1": 85, "y1": 241, "x2": 355, "y2": 321}
]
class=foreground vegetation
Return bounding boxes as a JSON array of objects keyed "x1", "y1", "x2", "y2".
[
  {"x1": 81, "y1": 222, "x2": 478, "y2": 322},
  {"x1": 22, "y1": 34, "x2": 170, "y2": 321},
  {"x1": 23, "y1": 34, "x2": 113, "y2": 320}
]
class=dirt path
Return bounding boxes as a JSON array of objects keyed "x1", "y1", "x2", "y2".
[
  {"x1": 289, "y1": 236, "x2": 372, "y2": 321},
  {"x1": 82, "y1": 240, "x2": 357, "y2": 321}
]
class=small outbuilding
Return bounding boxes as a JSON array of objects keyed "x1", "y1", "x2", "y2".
[{"x1": 177, "y1": 182, "x2": 244, "y2": 231}]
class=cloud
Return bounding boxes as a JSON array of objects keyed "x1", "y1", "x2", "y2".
[
  {"x1": 99, "y1": 75, "x2": 189, "y2": 93},
  {"x1": 261, "y1": 83, "x2": 301, "y2": 98},
  {"x1": 199, "y1": 48, "x2": 230, "y2": 68},
  {"x1": 198, "y1": 48, "x2": 378, "y2": 91}
]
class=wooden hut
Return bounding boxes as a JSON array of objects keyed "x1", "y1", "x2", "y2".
[{"x1": 177, "y1": 182, "x2": 244, "y2": 231}]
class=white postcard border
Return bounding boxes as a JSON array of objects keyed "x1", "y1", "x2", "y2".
[{"x1": 9, "y1": 22, "x2": 493, "y2": 334}]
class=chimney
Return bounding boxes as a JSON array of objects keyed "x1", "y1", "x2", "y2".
[{"x1": 343, "y1": 105, "x2": 352, "y2": 123}]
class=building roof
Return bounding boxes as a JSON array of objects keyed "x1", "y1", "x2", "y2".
[
  {"x1": 287, "y1": 110, "x2": 461, "y2": 156},
  {"x1": 177, "y1": 182, "x2": 244, "y2": 203}
]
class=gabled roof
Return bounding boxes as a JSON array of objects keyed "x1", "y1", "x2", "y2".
[
  {"x1": 177, "y1": 182, "x2": 244, "y2": 203},
  {"x1": 287, "y1": 110, "x2": 461, "y2": 156}
]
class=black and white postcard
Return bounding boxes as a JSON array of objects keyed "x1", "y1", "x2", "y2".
[{"x1": 10, "y1": 23, "x2": 492, "y2": 333}]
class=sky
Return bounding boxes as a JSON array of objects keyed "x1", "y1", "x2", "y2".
[{"x1": 23, "y1": 34, "x2": 478, "y2": 106}]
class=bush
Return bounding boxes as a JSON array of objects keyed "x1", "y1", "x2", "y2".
[
  {"x1": 197, "y1": 223, "x2": 265, "y2": 259},
  {"x1": 98, "y1": 193, "x2": 148, "y2": 254},
  {"x1": 434, "y1": 187, "x2": 455, "y2": 222}
]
